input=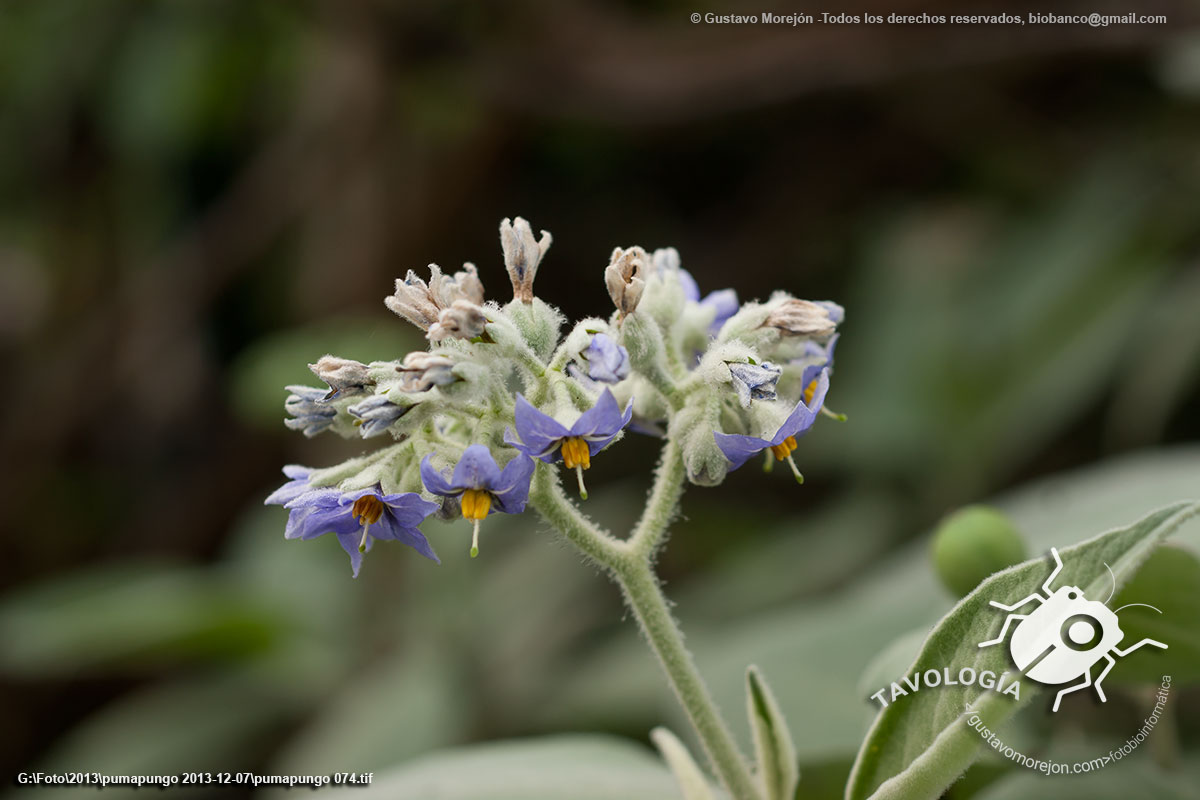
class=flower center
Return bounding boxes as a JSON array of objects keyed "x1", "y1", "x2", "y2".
[
  {"x1": 769, "y1": 436, "x2": 798, "y2": 460},
  {"x1": 351, "y1": 495, "x2": 385, "y2": 526},
  {"x1": 461, "y1": 488, "x2": 493, "y2": 521},
  {"x1": 803, "y1": 379, "x2": 818, "y2": 405},
  {"x1": 561, "y1": 436, "x2": 591, "y2": 470}
]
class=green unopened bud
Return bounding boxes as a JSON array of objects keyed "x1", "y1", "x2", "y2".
[
  {"x1": 620, "y1": 313, "x2": 668, "y2": 378},
  {"x1": 674, "y1": 400, "x2": 728, "y2": 486},
  {"x1": 637, "y1": 251, "x2": 688, "y2": 332},
  {"x1": 931, "y1": 505, "x2": 1026, "y2": 597},
  {"x1": 503, "y1": 298, "x2": 564, "y2": 361}
]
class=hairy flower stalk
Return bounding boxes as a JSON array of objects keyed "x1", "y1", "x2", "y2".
[{"x1": 265, "y1": 216, "x2": 845, "y2": 800}]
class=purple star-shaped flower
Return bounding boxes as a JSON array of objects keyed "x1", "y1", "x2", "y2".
[
  {"x1": 503, "y1": 389, "x2": 633, "y2": 499},
  {"x1": 713, "y1": 368, "x2": 830, "y2": 481},
  {"x1": 420, "y1": 445, "x2": 535, "y2": 556},
  {"x1": 265, "y1": 468, "x2": 439, "y2": 576},
  {"x1": 506, "y1": 389, "x2": 633, "y2": 462}
]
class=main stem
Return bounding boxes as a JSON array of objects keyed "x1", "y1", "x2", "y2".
[
  {"x1": 615, "y1": 557, "x2": 761, "y2": 800},
  {"x1": 531, "y1": 462, "x2": 761, "y2": 800}
]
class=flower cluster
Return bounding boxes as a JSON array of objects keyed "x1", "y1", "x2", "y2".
[{"x1": 267, "y1": 217, "x2": 843, "y2": 574}]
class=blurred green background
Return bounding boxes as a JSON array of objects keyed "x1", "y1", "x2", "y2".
[{"x1": 2, "y1": 1, "x2": 1200, "y2": 798}]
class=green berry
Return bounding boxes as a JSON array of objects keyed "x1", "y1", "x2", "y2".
[{"x1": 931, "y1": 505, "x2": 1026, "y2": 597}]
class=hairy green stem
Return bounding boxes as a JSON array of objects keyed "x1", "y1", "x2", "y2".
[
  {"x1": 629, "y1": 438, "x2": 687, "y2": 559},
  {"x1": 634, "y1": 362, "x2": 683, "y2": 411},
  {"x1": 530, "y1": 460, "x2": 761, "y2": 800},
  {"x1": 530, "y1": 467, "x2": 625, "y2": 566},
  {"x1": 509, "y1": 341, "x2": 547, "y2": 380},
  {"x1": 660, "y1": 327, "x2": 689, "y2": 382},
  {"x1": 622, "y1": 314, "x2": 686, "y2": 411},
  {"x1": 614, "y1": 559, "x2": 761, "y2": 800}
]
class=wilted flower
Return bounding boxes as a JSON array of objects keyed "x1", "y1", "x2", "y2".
[
  {"x1": 428, "y1": 299, "x2": 488, "y2": 342},
  {"x1": 265, "y1": 472, "x2": 439, "y2": 576},
  {"x1": 347, "y1": 395, "x2": 411, "y2": 438},
  {"x1": 714, "y1": 369, "x2": 830, "y2": 482},
  {"x1": 285, "y1": 386, "x2": 336, "y2": 437},
  {"x1": 605, "y1": 246, "x2": 648, "y2": 318},
  {"x1": 386, "y1": 264, "x2": 486, "y2": 339},
  {"x1": 384, "y1": 270, "x2": 440, "y2": 330},
  {"x1": 762, "y1": 298, "x2": 837, "y2": 338},
  {"x1": 430, "y1": 262, "x2": 484, "y2": 308},
  {"x1": 579, "y1": 333, "x2": 629, "y2": 384},
  {"x1": 726, "y1": 360, "x2": 782, "y2": 408},
  {"x1": 505, "y1": 389, "x2": 633, "y2": 499},
  {"x1": 395, "y1": 351, "x2": 456, "y2": 393},
  {"x1": 309, "y1": 355, "x2": 373, "y2": 400},
  {"x1": 501, "y1": 217, "x2": 552, "y2": 303},
  {"x1": 420, "y1": 445, "x2": 535, "y2": 557}
]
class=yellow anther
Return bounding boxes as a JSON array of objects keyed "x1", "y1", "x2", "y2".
[
  {"x1": 803, "y1": 379, "x2": 818, "y2": 405},
  {"x1": 768, "y1": 436, "x2": 798, "y2": 460},
  {"x1": 351, "y1": 495, "x2": 385, "y2": 526},
  {"x1": 461, "y1": 488, "x2": 492, "y2": 521},
  {"x1": 561, "y1": 437, "x2": 591, "y2": 470}
]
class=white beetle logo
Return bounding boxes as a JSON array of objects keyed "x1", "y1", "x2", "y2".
[{"x1": 978, "y1": 547, "x2": 1166, "y2": 712}]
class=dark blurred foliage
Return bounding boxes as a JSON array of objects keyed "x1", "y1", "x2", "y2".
[{"x1": 2, "y1": 0, "x2": 1200, "y2": 794}]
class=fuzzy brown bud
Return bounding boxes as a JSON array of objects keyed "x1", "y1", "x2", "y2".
[
  {"x1": 308, "y1": 355, "x2": 373, "y2": 399},
  {"x1": 395, "y1": 351, "x2": 456, "y2": 392},
  {"x1": 385, "y1": 261, "x2": 489, "y2": 343},
  {"x1": 427, "y1": 300, "x2": 488, "y2": 342},
  {"x1": 501, "y1": 217, "x2": 552, "y2": 303},
  {"x1": 762, "y1": 298, "x2": 836, "y2": 338},
  {"x1": 605, "y1": 246, "x2": 648, "y2": 319}
]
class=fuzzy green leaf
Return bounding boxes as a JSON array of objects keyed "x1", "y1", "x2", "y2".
[
  {"x1": 1107, "y1": 544, "x2": 1200, "y2": 683},
  {"x1": 311, "y1": 735, "x2": 680, "y2": 800},
  {"x1": 845, "y1": 501, "x2": 1199, "y2": 800},
  {"x1": 747, "y1": 666, "x2": 799, "y2": 800},
  {"x1": 651, "y1": 727, "x2": 718, "y2": 800}
]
